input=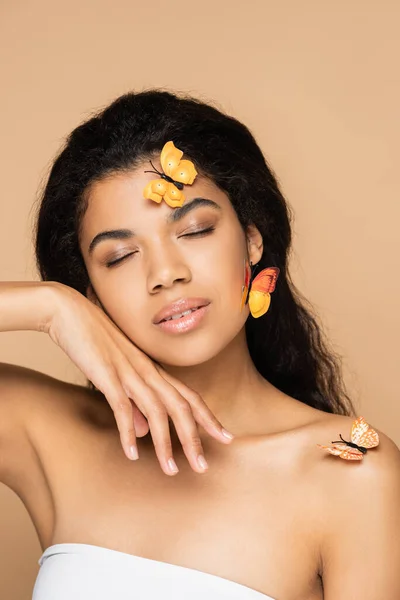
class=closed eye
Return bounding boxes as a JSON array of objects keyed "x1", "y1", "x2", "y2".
[
  {"x1": 181, "y1": 226, "x2": 215, "y2": 238},
  {"x1": 105, "y1": 252, "x2": 137, "y2": 267},
  {"x1": 105, "y1": 227, "x2": 215, "y2": 268}
]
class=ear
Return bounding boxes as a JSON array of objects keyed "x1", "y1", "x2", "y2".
[{"x1": 245, "y1": 223, "x2": 264, "y2": 265}]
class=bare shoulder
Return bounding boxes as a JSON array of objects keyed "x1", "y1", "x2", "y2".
[
  {"x1": 0, "y1": 361, "x2": 100, "y2": 488},
  {"x1": 309, "y1": 412, "x2": 400, "y2": 594},
  {"x1": 308, "y1": 410, "x2": 400, "y2": 468},
  {"x1": 299, "y1": 409, "x2": 400, "y2": 486},
  {"x1": 0, "y1": 361, "x2": 100, "y2": 429},
  {"x1": 272, "y1": 399, "x2": 400, "y2": 519},
  {"x1": 0, "y1": 362, "x2": 106, "y2": 547},
  {"x1": 323, "y1": 411, "x2": 400, "y2": 492},
  {"x1": 297, "y1": 408, "x2": 400, "y2": 574}
]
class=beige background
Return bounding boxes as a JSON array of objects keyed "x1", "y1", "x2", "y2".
[{"x1": 1, "y1": 0, "x2": 399, "y2": 597}]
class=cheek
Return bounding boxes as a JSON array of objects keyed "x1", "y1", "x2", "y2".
[
  {"x1": 85, "y1": 264, "x2": 144, "y2": 331},
  {"x1": 211, "y1": 233, "x2": 247, "y2": 303},
  {"x1": 210, "y1": 257, "x2": 245, "y2": 310}
]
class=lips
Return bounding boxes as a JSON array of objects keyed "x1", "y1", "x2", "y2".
[{"x1": 153, "y1": 297, "x2": 210, "y2": 325}]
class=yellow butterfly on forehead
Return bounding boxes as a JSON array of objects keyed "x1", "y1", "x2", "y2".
[{"x1": 143, "y1": 141, "x2": 198, "y2": 208}]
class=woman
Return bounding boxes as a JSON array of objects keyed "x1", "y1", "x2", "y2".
[{"x1": 0, "y1": 89, "x2": 399, "y2": 599}]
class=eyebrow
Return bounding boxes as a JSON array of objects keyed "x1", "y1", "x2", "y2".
[{"x1": 88, "y1": 197, "x2": 222, "y2": 256}]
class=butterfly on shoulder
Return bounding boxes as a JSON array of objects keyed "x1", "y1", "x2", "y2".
[
  {"x1": 143, "y1": 141, "x2": 198, "y2": 208},
  {"x1": 317, "y1": 415, "x2": 379, "y2": 461}
]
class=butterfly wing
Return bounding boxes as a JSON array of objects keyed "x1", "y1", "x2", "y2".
[
  {"x1": 240, "y1": 260, "x2": 252, "y2": 311},
  {"x1": 248, "y1": 267, "x2": 280, "y2": 318},
  {"x1": 250, "y1": 267, "x2": 280, "y2": 294},
  {"x1": 170, "y1": 160, "x2": 198, "y2": 185},
  {"x1": 160, "y1": 141, "x2": 198, "y2": 185},
  {"x1": 160, "y1": 141, "x2": 183, "y2": 178},
  {"x1": 163, "y1": 182, "x2": 185, "y2": 208},
  {"x1": 317, "y1": 443, "x2": 364, "y2": 461},
  {"x1": 143, "y1": 179, "x2": 167, "y2": 203},
  {"x1": 350, "y1": 416, "x2": 380, "y2": 449}
]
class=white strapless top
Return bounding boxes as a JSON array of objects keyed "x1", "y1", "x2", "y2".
[{"x1": 33, "y1": 543, "x2": 276, "y2": 600}]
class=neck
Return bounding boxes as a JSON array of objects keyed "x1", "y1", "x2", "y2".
[{"x1": 158, "y1": 328, "x2": 275, "y2": 435}]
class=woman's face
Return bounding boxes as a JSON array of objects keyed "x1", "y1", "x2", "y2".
[{"x1": 79, "y1": 162, "x2": 262, "y2": 366}]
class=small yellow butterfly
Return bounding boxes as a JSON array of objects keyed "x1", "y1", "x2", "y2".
[
  {"x1": 317, "y1": 416, "x2": 379, "y2": 461},
  {"x1": 143, "y1": 141, "x2": 198, "y2": 208}
]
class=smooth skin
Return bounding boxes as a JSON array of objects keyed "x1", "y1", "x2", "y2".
[{"x1": 0, "y1": 162, "x2": 399, "y2": 599}]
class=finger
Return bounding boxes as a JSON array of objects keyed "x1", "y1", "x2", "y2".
[
  {"x1": 153, "y1": 364, "x2": 235, "y2": 444},
  {"x1": 162, "y1": 393, "x2": 210, "y2": 474},
  {"x1": 141, "y1": 371, "x2": 210, "y2": 473},
  {"x1": 141, "y1": 400, "x2": 181, "y2": 476},
  {"x1": 121, "y1": 371, "x2": 181, "y2": 476},
  {"x1": 101, "y1": 372, "x2": 139, "y2": 461},
  {"x1": 131, "y1": 403, "x2": 150, "y2": 437}
]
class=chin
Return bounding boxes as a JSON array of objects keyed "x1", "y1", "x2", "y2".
[
  {"x1": 129, "y1": 319, "x2": 244, "y2": 367},
  {"x1": 147, "y1": 347, "x2": 221, "y2": 368},
  {"x1": 134, "y1": 334, "x2": 229, "y2": 368}
]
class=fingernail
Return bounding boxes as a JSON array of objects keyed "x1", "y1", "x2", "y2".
[
  {"x1": 129, "y1": 445, "x2": 139, "y2": 460},
  {"x1": 168, "y1": 458, "x2": 179, "y2": 473},
  {"x1": 197, "y1": 455, "x2": 208, "y2": 470},
  {"x1": 221, "y1": 428, "x2": 234, "y2": 440}
]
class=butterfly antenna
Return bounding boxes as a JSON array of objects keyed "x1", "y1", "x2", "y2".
[{"x1": 144, "y1": 160, "x2": 162, "y2": 176}]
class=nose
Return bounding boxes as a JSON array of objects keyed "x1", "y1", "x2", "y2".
[{"x1": 147, "y1": 247, "x2": 192, "y2": 293}]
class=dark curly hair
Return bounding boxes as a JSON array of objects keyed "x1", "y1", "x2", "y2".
[{"x1": 32, "y1": 88, "x2": 356, "y2": 416}]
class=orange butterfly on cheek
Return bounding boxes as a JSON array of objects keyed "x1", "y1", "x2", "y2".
[
  {"x1": 317, "y1": 415, "x2": 380, "y2": 461},
  {"x1": 240, "y1": 259, "x2": 280, "y2": 318}
]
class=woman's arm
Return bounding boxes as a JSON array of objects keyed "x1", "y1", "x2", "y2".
[
  {"x1": 0, "y1": 282, "x2": 61, "y2": 485},
  {"x1": 0, "y1": 281, "x2": 57, "y2": 333},
  {"x1": 320, "y1": 430, "x2": 400, "y2": 599},
  {"x1": 0, "y1": 281, "x2": 233, "y2": 474}
]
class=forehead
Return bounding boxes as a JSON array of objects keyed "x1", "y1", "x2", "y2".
[{"x1": 80, "y1": 166, "x2": 232, "y2": 239}]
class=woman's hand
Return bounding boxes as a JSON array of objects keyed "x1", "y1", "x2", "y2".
[{"x1": 44, "y1": 283, "x2": 234, "y2": 476}]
